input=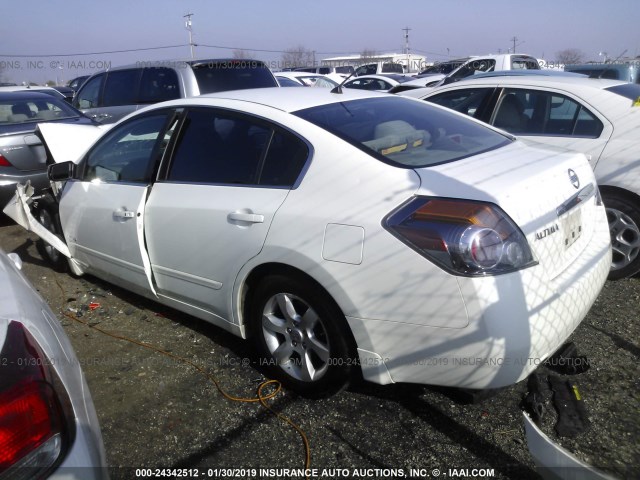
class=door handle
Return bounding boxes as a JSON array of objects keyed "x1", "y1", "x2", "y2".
[
  {"x1": 227, "y1": 212, "x2": 264, "y2": 224},
  {"x1": 113, "y1": 210, "x2": 136, "y2": 219}
]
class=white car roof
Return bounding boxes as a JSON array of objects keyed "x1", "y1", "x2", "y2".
[
  {"x1": 0, "y1": 85, "x2": 59, "y2": 92},
  {"x1": 190, "y1": 86, "x2": 388, "y2": 112}
]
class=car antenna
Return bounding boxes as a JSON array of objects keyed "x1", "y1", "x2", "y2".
[{"x1": 331, "y1": 69, "x2": 357, "y2": 94}]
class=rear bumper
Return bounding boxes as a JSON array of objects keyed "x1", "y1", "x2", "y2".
[{"x1": 347, "y1": 211, "x2": 611, "y2": 389}]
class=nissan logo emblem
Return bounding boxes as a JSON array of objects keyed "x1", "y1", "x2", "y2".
[{"x1": 568, "y1": 169, "x2": 580, "y2": 189}]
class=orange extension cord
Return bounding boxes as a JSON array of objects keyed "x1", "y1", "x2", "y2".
[{"x1": 54, "y1": 274, "x2": 311, "y2": 471}]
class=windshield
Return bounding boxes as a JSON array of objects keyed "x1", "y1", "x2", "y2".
[
  {"x1": 0, "y1": 96, "x2": 80, "y2": 125},
  {"x1": 294, "y1": 97, "x2": 510, "y2": 168},
  {"x1": 604, "y1": 83, "x2": 640, "y2": 101}
]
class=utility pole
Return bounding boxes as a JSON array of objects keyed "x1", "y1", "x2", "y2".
[
  {"x1": 510, "y1": 36, "x2": 518, "y2": 54},
  {"x1": 402, "y1": 26, "x2": 411, "y2": 72},
  {"x1": 184, "y1": 13, "x2": 195, "y2": 59}
]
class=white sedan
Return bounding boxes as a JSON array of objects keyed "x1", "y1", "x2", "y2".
[
  {"x1": 403, "y1": 76, "x2": 640, "y2": 278},
  {"x1": 6, "y1": 88, "x2": 610, "y2": 395},
  {"x1": 342, "y1": 74, "x2": 412, "y2": 92},
  {"x1": 274, "y1": 72, "x2": 339, "y2": 88}
]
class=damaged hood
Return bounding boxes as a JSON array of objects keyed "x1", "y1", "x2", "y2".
[{"x1": 37, "y1": 122, "x2": 112, "y2": 164}]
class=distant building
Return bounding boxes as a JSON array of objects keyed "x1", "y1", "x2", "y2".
[{"x1": 321, "y1": 53, "x2": 427, "y2": 74}]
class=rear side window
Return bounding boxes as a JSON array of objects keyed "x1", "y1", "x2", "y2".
[
  {"x1": 102, "y1": 69, "x2": 141, "y2": 107},
  {"x1": 74, "y1": 74, "x2": 104, "y2": 109},
  {"x1": 167, "y1": 108, "x2": 308, "y2": 187},
  {"x1": 511, "y1": 57, "x2": 540, "y2": 70},
  {"x1": 295, "y1": 96, "x2": 510, "y2": 168},
  {"x1": 426, "y1": 88, "x2": 495, "y2": 118},
  {"x1": 139, "y1": 68, "x2": 180, "y2": 103},
  {"x1": 381, "y1": 63, "x2": 404, "y2": 73},
  {"x1": 192, "y1": 61, "x2": 277, "y2": 93}
]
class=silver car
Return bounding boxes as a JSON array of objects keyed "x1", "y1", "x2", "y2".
[
  {"x1": 0, "y1": 248, "x2": 107, "y2": 479},
  {"x1": 0, "y1": 91, "x2": 94, "y2": 208}
]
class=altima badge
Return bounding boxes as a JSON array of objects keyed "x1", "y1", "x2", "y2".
[{"x1": 568, "y1": 169, "x2": 580, "y2": 189}]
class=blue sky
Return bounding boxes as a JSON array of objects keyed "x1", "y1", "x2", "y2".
[{"x1": 1, "y1": 0, "x2": 637, "y2": 84}]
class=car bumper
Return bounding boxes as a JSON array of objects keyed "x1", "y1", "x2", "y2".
[
  {"x1": 347, "y1": 215, "x2": 611, "y2": 389},
  {"x1": 0, "y1": 170, "x2": 48, "y2": 206}
]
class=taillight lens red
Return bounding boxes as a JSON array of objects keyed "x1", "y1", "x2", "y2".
[
  {"x1": 384, "y1": 197, "x2": 537, "y2": 276},
  {"x1": 0, "y1": 154, "x2": 12, "y2": 167},
  {"x1": 0, "y1": 321, "x2": 72, "y2": 477}
]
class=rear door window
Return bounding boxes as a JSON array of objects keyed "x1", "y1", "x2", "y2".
[
  {"x1": 139, "y1": 68, "x2": 180, "y2": 103},
  {"x1": 166, "y1": 108, "x2": 308, "y2": 187},
  {"x1": 102, "y1": 69, "x2": 142, "y2": 107}
]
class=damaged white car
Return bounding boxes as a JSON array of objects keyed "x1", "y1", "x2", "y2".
[{"x1": 4, "y1": 88, "x2": 611, "y2": 395}]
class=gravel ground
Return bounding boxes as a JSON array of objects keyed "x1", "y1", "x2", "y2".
[{"x1": 1, "y1": 218, "x2": 638, "y2": 480}]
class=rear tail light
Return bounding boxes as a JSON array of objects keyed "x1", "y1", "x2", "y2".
[
  {"x1": 0, "y1": 155, "x2": 12, "y2": 167},
  {"x1": 0, "y1": 321, "x2": 74, "y2": 479},
  {"x1": 384, "y1": 197, "x2": 537, "y2": 276}
]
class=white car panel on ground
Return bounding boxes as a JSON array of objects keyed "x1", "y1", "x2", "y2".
[{"x1": 5, "y1": 87, "x2": 611, "y2": 395}]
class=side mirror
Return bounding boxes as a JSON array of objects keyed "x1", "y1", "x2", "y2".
[{"x1": 48, "y1": 161, "x2": 76, "y2": 181}]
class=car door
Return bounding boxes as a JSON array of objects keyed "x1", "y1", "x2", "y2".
[
  {"x1": 59, "y1": 110, "x2": 177, "y2": 294},
  {"x1": 489, "y1": 87, "x2": 612, "y2": 167},
  {"x1": 144, "y1": 107, "x2": 309, "y2": 322}
]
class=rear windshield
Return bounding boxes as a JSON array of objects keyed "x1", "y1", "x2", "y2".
[
  {"x1": 0, "y1": 96, "x2": 80, "y2": 125},
  {"x1": 605, "y1": 83, "x2": 640, "y2": 101},
  {"x1": 294, "y1": 96, "x2": 510, "y2": 168},
  {"x1": 192, "y1": 61, "x2": 277, "y2": 93}
]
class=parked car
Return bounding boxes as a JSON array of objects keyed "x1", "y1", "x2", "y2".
[
  {"x1": 294, "y1": 65, "x2": 355, "y2": 80},
  {"x1": 564, "y1": 62, "x2": 640, "y2": 84},
  {"x1": 8, "y1": 88, "x2": 610, "y2": 396},
  {"x1": 276, "y1": 76, "x2": 304, "y2": 87},
  {"x1": 51, "y1": 85, "x2": 75, "y2": 103},
  {"x1": 0, "y1": 248, "x2": 107, "y2": 478},
  {"x1": 392, "y1": 69, "x2": 582, "y2": 93},
  {"x1": 0, "y1": 91, "x2": 95, "y2": 208},
  {"x1": 67, "y1": 75, "x2": 90, "y2": 93},
  {"x1": 355, "y1": 61, "x2": 405, "y2": 76},
  {"x1": 428, "y1": 54, "x2": 543, "y2": 88},
  {"x1": 72, "y1": 59, "x2": 278, "y2": 124},
  {"x1": 0, "y1": 85, "x2": 68, "y2": 101},
  {"x1": 405, "y1": 75, "x2": 640, "y2": 278},
  {"x1": 274, "y1": 72, "x2": 339, "y2": 88},
  {"x1": 416, "y1": 58, "x2": 473, "y2": 77},
  {"x1": 343, "y1": 74, "x2": 412, "y2": 92}
]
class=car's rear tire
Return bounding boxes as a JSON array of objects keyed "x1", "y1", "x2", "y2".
[
  {"x1": 34, "y1": 194, "x2": 69, "y2": 273},
  {"x1": 604, "y1": 193, "x2": 640, "y2": 280},
  {"x1": 249, "y1": 274, "x2": 355, "y2": 397}
]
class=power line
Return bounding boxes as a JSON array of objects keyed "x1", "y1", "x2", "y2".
[
  {"x1": 1, "y1": 42, "x2": 424, "y2": 59},
  {"x1": 0, "y1": 45, "x2": 189, "y2": 58}
]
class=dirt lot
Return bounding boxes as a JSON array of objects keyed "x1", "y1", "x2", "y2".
[{"x1": 1, "y1": 218, "x2": 638, "y2": 480}]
